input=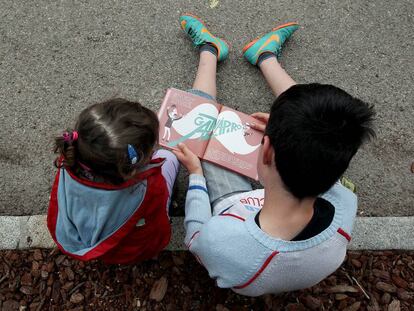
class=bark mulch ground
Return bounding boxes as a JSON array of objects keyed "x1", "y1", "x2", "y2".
[{"x1": 0, "y1": 249, "x2": 413, "y2": 311}]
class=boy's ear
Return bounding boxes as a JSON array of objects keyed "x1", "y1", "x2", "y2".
[{"x1": 262, "y1": 136, "x2": 274, "y2": 166}]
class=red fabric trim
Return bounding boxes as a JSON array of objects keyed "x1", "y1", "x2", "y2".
[
  {"x1": 337, "y1": 228, "x2": 351, "y2": 242},
  {"x1": 47, "y1": 169, "x2": 61, "y2": 249},
  {"x1": 220, "y1": 213, "x2": 245, "y2": 221},
  {"x1": 233, "y1": 251, "x2": 279, "y2": 289}
]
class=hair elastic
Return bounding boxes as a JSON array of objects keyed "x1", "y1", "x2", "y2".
[
  {"x1": 72, "y1": 131, "x2": 78, "y2": 141},
  {"x1": 62, "y1": 132, "x2": 71, "y2": 142},
  {"x1": 63, "y1": 131, "x2": 79, "y2": 143},
  {"x1": 127, "y1": 144, "x2": 140, "y2": 165}
]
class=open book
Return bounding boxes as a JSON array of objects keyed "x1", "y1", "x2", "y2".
[{"x1": 158, "y1": 88, "x2": 263, "y2": 180}]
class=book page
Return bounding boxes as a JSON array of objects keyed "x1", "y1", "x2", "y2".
[
  {"x1": 203, "y1": 106, "x2": 263, "y2": 180},
  {"x1": 158, "y1": 88, "x2": 221, "y2": 158}
]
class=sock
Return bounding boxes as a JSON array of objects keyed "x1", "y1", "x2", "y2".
[
  {"x1": 200, "y1": 43, "x2": 218, "y2": 57},
  {"x1": 257, "y1": 52, "x2": 276, "y2": 66}
]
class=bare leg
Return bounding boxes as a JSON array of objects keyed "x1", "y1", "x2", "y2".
[
  {"x1": 259, "y1": 57, "x2": 296, "y2": 97},
  {"x1": 166, "y1": 128, "x2": 171, "y2": 141},
  {"x1": 192, "y1": 51, "x2": 218, "y2": 98}
]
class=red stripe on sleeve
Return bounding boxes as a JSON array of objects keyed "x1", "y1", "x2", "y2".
[
  {"x1": 234, "y1": 251, "x2": 279, "y2": 289},
  {"x1": 220, "y1": 213, "x2": 245, "y2": 221},
  {"x1": 187, "y1": 231, "x2": 200, "y2": 249},
  {"x1": 337, "y1": 228, "x2": 351, "y2": 242}
]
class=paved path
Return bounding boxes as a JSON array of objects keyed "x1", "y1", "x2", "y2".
[{"x1": 0, "y1": 0, "x2": 413, "y2": 216}]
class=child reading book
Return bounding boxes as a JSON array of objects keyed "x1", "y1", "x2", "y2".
[
  {"x1": 48, "y1": 99, "x2": 179, "y2": 264},
  {"x1": 174, "y1": 14, "x2": 375, "y2": 296}
]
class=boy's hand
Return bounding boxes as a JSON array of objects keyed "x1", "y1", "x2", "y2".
[
  {"x1": 250, "y1": 112, "x2": 269, "y2": 132},
  {"x1": 173, "y1": 143, "x2": 203, "y2": 175}
]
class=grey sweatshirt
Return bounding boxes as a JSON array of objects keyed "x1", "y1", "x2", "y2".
[{"x1": 184, "y1": 174, "x2": 357, "y2": 296}]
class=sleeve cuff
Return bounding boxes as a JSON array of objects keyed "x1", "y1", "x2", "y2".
[
  {"x1": 188, "y1": 174, "x2": 209, "y2": 194},
  {"x1": 189, "y1": 174, "x2": 207, "y2": 187}
]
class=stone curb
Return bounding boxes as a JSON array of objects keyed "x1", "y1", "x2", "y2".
[{"x1": 0, "y1": 216, "x2": 413, "y2": 251}]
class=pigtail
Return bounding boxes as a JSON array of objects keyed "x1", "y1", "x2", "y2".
[{"x1": 54, "y1": 131, "x2": 78, "y2": 168}]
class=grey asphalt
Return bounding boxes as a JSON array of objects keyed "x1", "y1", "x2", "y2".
[{"x1": 0, "y1": 0, "x2": 413, "y2": 216}]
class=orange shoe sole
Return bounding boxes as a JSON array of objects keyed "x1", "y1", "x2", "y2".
[{"x1": 242, "y1": 22, "x2": 299, "y2": 53}]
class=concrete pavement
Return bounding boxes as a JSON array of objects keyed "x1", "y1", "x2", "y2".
[
  {"x1": 0, "y1": 0, "x2": 413, "y2": 216},
  {"x1": 1, "y1": 215, "x2": 414, "y2": 251}
]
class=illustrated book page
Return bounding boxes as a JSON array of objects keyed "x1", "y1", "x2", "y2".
[{"x1": 158, "y1": 88, "x2": 262, "y2": 180}]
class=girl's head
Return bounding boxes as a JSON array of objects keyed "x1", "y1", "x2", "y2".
[{"x1": 55, "y1": 98, "x2": 159, "y2": 184}]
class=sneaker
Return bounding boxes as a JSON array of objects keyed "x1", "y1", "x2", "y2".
[
  {"x1": 179, "y1": 14, "x2": 229, "y2": 61},
  {"x1": 243, "y1": 22, "x2": 299, "y2": 65}
]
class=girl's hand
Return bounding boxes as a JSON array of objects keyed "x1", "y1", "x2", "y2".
[
  {"x1": 173, "y1": 143, "x2": 203, "y2": 175},
  {"x1": 250, "y1": 112, "x2": 270, "y2": 132}
]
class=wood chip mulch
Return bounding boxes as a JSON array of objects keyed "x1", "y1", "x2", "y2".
[{"x1": 0, "y1": 249, "x2": 413, "y2": 311}]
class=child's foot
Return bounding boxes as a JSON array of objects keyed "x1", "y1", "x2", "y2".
[
  {"x1": 179, "y1": 14, "x2": 229, "y2": 62},
  {"x1": 243, "y1": 22, "x2": 299, "y2": 65}
]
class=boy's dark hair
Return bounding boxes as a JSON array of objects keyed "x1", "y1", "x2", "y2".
[
  {"x1": 54, "y1": 98, "x2": 159, "y2": 184},
  {"x1": 265, "y1": 83, "x2": 375, "y2": 199}
]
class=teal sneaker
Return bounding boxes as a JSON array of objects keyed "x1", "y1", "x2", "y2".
[
  {"x1": 243, "y1": 22, "x2": 299, "y2": 65},
  {"x1": 180, "y1": 14, "x2": 229, "y2": 62}
]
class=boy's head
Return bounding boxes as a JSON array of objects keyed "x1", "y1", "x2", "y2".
[{"x1": 262, "y1": 83, "x2": 375, "y2": 199}]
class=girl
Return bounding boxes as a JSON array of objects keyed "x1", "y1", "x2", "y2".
[{"x1": 47, "y1": 98, "x2": 179, "y2": 264}]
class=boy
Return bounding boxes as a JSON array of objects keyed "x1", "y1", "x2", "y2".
[{"x1": 173, "y1": 14, "x2": 375, "y2": 296}]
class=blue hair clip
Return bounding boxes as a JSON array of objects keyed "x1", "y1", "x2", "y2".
[{"x1": 127, "y1": 144, "x2": 139, "y2": 165}]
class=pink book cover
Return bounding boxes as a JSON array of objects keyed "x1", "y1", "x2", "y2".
[{"x1": 158, "y1": 88, "x2": 263, "y2": 180}]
